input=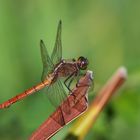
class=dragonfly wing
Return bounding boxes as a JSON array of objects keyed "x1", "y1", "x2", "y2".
[
  {"x1": 40, "y1": 40, "x2": 54, "y2": 81},
  {"x1": 51, "y1": 20, "x2": 62, "y2": 65},
  {"x1": 45, "y1": 79, "x2": 68, "y2": 108},
  {"x1": 40, "y1": 22, "x2": 69, "y2": 113}
]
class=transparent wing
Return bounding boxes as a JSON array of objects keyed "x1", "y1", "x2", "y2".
[
  {"x1": 40, "y1": 40, "x2": 54, "y2": 81},
  {"x1": 40, "y1": 22, "x2": 69, "y2": 110},
  {"x1": 51, "y1": 20, "x2": 62, "y2": 65},
  {"x1": 45, "y1": 79, "x2": 68, "y2": 108}
]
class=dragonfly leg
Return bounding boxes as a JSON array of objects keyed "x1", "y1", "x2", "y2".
[
  {"x1": 64, "y1": 72, "x2": 76, "y2": 93},
  {"x1": 64, "y1": 73, "x2": 78, "y2": 104},
  {"x1": 67, "y1": 77, "x2": 75, "y2": 91}
]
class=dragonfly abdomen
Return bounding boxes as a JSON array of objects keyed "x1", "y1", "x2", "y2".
[{"x1": 0, "y1": 76, "x2": 54, "y2": 109}]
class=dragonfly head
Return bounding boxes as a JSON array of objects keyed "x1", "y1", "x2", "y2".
[{"x1": 77, "y1": 56, "x2": 88, "y2": 70}]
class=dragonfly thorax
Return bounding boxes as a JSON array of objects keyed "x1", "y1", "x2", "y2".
[{"x1": 77, "y1": 56, "x2": 88, "y2": 70}]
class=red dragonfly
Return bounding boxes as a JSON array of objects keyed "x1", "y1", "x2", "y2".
[{"x1": 0, "y1": 20, "x2": 88, "y2": 109}]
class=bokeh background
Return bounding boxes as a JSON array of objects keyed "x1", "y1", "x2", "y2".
[{"x1": 0, "y1": 0, "x2": 140, "y2": 140}]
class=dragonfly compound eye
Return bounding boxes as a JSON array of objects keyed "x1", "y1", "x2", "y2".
[{"x1": 77, "y1": 56, "x2": 88, "y2": 70}]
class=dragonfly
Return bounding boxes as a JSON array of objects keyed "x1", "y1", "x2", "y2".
[{"x1": 0, "y1": 20, "x2": 89, "y2": 109}]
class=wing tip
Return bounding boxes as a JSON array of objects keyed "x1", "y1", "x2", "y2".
[
  {"x1": 58, "y1": 20, "x2": 62, "y2": 30},
  {"x1": 40, "y1": 39, "x2": 43, "y2": 44},
  {"x1": 59, "y1": 19, "x2": 62, "y2": 25},
  {"x1": 40, "y1": 39, "x2": 45, "y2": 47}
]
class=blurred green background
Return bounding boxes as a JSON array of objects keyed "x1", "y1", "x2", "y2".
[{"x1": 0, "y1": 0, "x2": 140, "y2": 140}]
